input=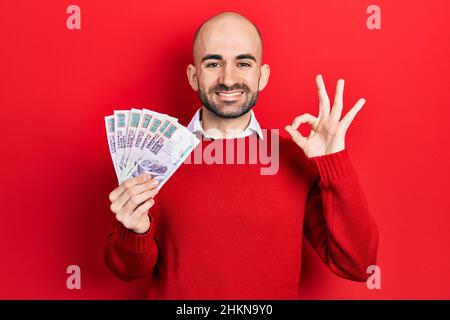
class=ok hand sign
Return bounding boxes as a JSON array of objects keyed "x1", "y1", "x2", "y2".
[{"x1": 285, "y1": 74, "x2": 366, "y2": 158}]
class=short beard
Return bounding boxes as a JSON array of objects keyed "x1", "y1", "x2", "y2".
[{"x1": 198, "y1": 83, "x2": 259, "y2": 119}]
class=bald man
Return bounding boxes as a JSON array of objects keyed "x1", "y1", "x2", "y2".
[{"x1": 105, "y1": 11, "x2": 379, "y2": 299}]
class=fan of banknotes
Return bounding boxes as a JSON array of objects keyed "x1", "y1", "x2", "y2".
[{"x1": 104, "y1": 108, "x2": 200, "y2": 189}]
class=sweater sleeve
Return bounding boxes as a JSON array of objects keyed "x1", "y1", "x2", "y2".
[
  {"x1": 104, "y1": 208, "x2": 159, "y2": 283},
  {"x1": 303, "y1": 148, "x2": 379, "y2": 282}
]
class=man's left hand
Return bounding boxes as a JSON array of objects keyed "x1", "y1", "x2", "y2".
[{"x1": 285, "y1": 74, "x2": 366, "y2": 158}]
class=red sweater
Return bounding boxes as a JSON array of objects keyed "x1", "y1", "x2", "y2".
[{"x1": 104, "y1": 130, "x2": 378, "y2": 299}]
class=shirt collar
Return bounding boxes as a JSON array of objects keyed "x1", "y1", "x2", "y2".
[{"x1": 187, "y1": 107, "x2": 264, "y2": 140}]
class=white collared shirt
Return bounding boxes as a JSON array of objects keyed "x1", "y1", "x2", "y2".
[{"x1": 186, "y1": 107, "x2": 264, "y2": 140}]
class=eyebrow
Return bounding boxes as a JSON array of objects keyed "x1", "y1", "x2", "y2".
[{"x1": 201, "y1": 53, "x2": 257, "y2": 63}]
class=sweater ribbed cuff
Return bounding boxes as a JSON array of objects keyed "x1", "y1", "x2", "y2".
[
  {"x1": 309, "y1": 149, "x2": 355, "y2": 184},
  {"x1": 115, "y1": 217, "x2": 155, "y2": 252}
]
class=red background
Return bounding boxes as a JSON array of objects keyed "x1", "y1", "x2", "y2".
[{"x1": 1, "y1": 0, "x2": 449, "y2": 299}]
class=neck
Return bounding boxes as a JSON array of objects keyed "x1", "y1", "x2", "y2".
[{"x1": 200, "y1": 106, "x2": 252, "y2": 139}]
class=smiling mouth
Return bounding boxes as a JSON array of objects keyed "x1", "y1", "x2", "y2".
[{"x1": 215, "y1": 90, "x2": 244, "y2": 98}]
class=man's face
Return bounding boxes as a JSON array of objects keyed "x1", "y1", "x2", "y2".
[{"x1": 188, "y1": 16, "x2": 270, "y2": 118}]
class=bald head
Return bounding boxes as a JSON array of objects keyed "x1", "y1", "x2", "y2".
[{"x1": 192, "y1": 12, "x2": 263, "y2": 65}]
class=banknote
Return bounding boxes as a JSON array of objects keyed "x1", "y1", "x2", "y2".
[
  {"x1": 123, "y1": 120, "x2": 200, "y2": 189},
  {"x1": 121, "y1": 109, "x2": 178, "y2": 181},
  {"x1": 114, "y1": 110, "x2": 130, "y2": 175},
  {"x1": 105, "y1": 108, "x2": 199, "y2": 189},
  {"x1": 104, "y1": 115, "x2": 119, "y2": 180},
  {"x1": 121, "y1": 108, "x2": 142, "y2": 181}
]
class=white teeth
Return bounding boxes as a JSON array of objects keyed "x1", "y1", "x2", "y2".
[{"x1": 217, "y1": 92, "x2": 243, "y2": 97}]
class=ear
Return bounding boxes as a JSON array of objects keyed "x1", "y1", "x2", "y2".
[
  {"x1": 258, "y1": 64, "x2": 271, "y2": 92},
  {"x1": 187, "y1": 64, "x2": 199, "y2": 91}
]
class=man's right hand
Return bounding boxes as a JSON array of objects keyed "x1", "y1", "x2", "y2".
[{"x1": 108, "y1": 174, "x2": 159, "y2": 234}]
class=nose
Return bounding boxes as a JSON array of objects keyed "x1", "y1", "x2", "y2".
[{"x1": 218, "y1": 63, "x2": 238, "y2": 89}]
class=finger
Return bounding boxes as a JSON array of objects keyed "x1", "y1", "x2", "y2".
[
  {"x1": 133, "y1": 198, "x2": 155, "y2": 220},
  {"x1": 110, "y1": 178, "x2": 159, "y2": 214},
  {"x1": 285, "y1": 125, "x2": 307, "y2": 149},
  {"x1": 121, "y1": 199, "x2": 155, "y2": 230},
  {"x1": 109, "y1": 173, "x2": 152, "y2": 202},
  {"x1": 292, "y1": 113, "x2": 319, "y2": 131},
  {"x1": 340, "y1": 98, "x2": 366, "y2": 132},
  {"x1": 316, "y1": 74, "x2": 330, "y2": 117},
  {"x1": 122, "y1": 188, "x2": 159, "y2": 215},
  {"x1": 331, "y1": 79, "x2": 345, "y2": 121}
]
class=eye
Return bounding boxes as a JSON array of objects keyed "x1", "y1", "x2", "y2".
[
  {"x1": 238, "y1": 62, "x2": 252, "y2": 68},
  {"x1": 206, "y1": 62, "x2": 220, "y2": 68}
]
